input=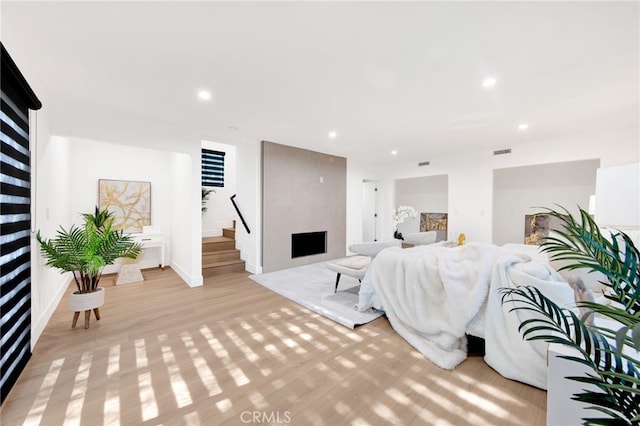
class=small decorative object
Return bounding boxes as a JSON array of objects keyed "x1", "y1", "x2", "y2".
[
  {"x1": 37, "y1": 207, "x2": 142, "y2": 329},
  {"x1": 98, "y1": 179, "x2": 151, "y2": 233},
  {"x1": 392, "y1": 205, "x2": 417, "y2": 240},
  {"x1": 457, "y1": 233, "x2": 466, "y2": 246}
]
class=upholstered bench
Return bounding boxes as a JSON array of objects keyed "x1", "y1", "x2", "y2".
[{"x1": 326, "y1": 255, "x2": 371, "y2": 293}]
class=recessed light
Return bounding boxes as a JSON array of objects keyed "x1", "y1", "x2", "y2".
[
  {"x1": 197, "y1": 90, "x2": 211, "y2": 101},
  {"x1": 328, "y1": 131, "x2": 337, "y2": 139},
  {"x1": 391, "y1": 150, "x2": 398, "y2": 155},
  {"x1": 518, "y1": 123, "x2": 529, "y2": 131},
  {"x1": 482, "y1": 77, "x2": 497, "y2": 88}
]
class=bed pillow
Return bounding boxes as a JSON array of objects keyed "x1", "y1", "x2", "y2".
[{"x1": 403, "y1": 231, "x2": 437, "y2": 245}]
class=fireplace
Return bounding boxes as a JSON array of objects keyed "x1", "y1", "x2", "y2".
[{"x1": 291, "y1": 231, "x2": 327, "y2": 258}]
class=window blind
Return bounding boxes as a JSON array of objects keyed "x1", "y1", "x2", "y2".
[
  {"x1": 1, "y1": 42, "x2": 41, "y2": 405},
  {"x1": 202, "y1": 149, "x2": 225, "y2": 187}
]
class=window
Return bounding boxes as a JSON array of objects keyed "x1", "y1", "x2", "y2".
[
  {"x1": 1, "y1": 42, "x2": 41, "y2": 405},
  {"x1": 201, "y1": 149, "x2": 225, "y2": 187}
]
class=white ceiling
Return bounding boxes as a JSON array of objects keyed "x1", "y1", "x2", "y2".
[{"x1": 2, "y1": 1, "x2": 638, "y2": 165}]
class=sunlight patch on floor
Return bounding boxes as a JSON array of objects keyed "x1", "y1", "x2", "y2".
[
  {"x1": 239, "y1": 320, "x2": 265, "y2": 343},
  {"x1": 248, "y1": 390, "x2": 269, "y2": 410},
  {"x1": 265, "y1": 323, "x2": 307, "y2": 355},
  {"x1": 159, "y1": 333, "x2": 193, "y2": 408},
  {"x1": 285, "y1": 323, "x2": 329, "y2": 352},
  {"x1": 431, "y1": 375, "x2": 510, "y2": 420},
  {"x1": 63, "y1": 352, "x2": 92, "y2": 426},
  {"x1": 103, "y1": 345, "x2": 120, "y2": 425},
  {"x1": 183, "y1": 411, "x2": 201, "y2": 425},
  {"x1": 137, "y1": 371, "x2": 158, "y2": 421},
  {"x1": 221, "y1": 322, "x2": 260, "y2": 362},
  {"x1": 334, "y1": 355, "x2": 357, "y2": 369},
  {"x1": 23, "y1": 358, "x2": 64, "y2": 426},
  {"x1": 303, "y1": 321, "x2": 343, "y2": 345},
  {"x1": 180, "y1": 331, "x2": 221, "y2": 397},
  {"x1": 456, "y1": 371, "x2": 525, "y2": 406},
  {"x1": 200, "y1": 325, "x2": 249, "y2": 386},
  {"x1": 372, "y1": 401, "x2": 403, "y2": 424},
  {"x1": 215, "y1": 398, "x2": 232, "y2": 413},
  {"x1": 134, "y1": 339, "x2": 148, "y2": 369},
  {"x1": 264, "y1": 344, "x2": 287, "y2": 364}
]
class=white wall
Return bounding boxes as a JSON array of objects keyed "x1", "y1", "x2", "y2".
[
  {"x1": 170, "y1": 151, "x2": 203, "y2": 287},
  {"x1": 201, "y1": 140, "x2": 237, "y2": 237},
  {"x1": 493, "y1": 159, "x2": 600, "y2": 245},
  {"x1": 30, "y1": 126, "x2": 74, "y2": 347},
  {"x1": 395, "y1": 175, "x2": 448, "y2": 237},
  {"x1": 65, "y1": 137, "x2": 174, "y2": 271},
  {"x1": 358, "y1": 129, "x2": 639, "y2": 245},
  {"x1": 234, "y1": 139, "x2": 261, "y2": 273}
]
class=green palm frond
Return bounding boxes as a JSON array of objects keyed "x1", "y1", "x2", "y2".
[
  {"x1": 502, "y1": 206, "x2": 640, "y2": 425},
  {"x1": 501, "y1": 286, "x2": 640, "y2": 424},
  {"x1": 37, "y1": 206, "x2": 142, "y2": 293}
]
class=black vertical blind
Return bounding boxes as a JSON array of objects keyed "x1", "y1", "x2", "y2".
[
  {"x1": 1, "y1": 42, "x2": 41, "y2": 405},
  {"x1": 202, "y1": 149, "x2": 225, "y2": 187}
]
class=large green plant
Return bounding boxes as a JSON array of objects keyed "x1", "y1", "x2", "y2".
[
  {"x1": 37, "y1": 207, "x2": 142, "y2": 293},
  {"x1": 501, "y1": 206, "x2": 639, "y2": 425}
]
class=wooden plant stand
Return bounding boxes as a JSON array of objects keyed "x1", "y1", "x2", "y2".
[{"x1": 72, "y1": 308, "x2": 101, "y2": 329}]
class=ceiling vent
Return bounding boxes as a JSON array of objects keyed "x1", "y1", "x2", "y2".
[
  {"x1": 493, "y1": 149, "x2": 512, "y2": 156},
  {"x1": 418, "y1": 161, "x2": 430, "y2": 166}
]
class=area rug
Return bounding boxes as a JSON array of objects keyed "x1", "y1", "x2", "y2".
[{"x1": 249, "y1": 261, "x2": 383, "y2": 329}]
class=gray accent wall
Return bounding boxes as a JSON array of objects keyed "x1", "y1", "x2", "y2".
[{"x1": 262, "y1": 141, "x2": 346, "y2": 272}]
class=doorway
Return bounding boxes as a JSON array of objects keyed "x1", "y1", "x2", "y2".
[{"x1": 362, "y1": 180, "x2": 379, "y2": 242}]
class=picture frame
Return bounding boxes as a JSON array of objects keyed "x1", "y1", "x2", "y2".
[{"x1": 98, "y1": 179, "x2": 151, "y2": 233}]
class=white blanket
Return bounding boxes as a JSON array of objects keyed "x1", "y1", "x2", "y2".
[
  {"x1": 356, "y1": 242, "x2": 502, "y2": 369},
  {"x1": 356, "y1": 243, "x2": 575, "y2": 388},
  {"x1": 484, "y1": 253, "x2": 574, "y2": 389}
]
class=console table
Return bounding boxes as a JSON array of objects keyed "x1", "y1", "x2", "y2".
[{"x1": 131, "y1": 231, "x2": 165, "y2": 269}]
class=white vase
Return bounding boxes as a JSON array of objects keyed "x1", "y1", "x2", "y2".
[{"x1": 69, "y1": 287, "x2": 105, "y2": 312}]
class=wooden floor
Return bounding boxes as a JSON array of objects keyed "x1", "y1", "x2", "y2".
[{"x1": 1, "y1": 268, "x2": 546, "y2": 425}]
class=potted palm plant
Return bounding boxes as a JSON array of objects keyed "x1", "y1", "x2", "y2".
[
  {"x1": 501, "y1": 206, "x2": 639, "y2": 425},
  {"x1": 37, "y1": 206, "x2": 142, "y2": 328}
]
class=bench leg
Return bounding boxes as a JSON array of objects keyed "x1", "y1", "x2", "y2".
[{"x1": 334, "y1": 273, "x2": 342, "y2": 293}]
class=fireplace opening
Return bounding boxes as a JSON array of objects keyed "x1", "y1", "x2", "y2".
[{"x1": 291, "y1": 231, "x2": 327, "y2": 258}]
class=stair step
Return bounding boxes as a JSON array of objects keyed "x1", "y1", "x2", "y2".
[
  {"x1": 222, "y1": 227, "x2": 235, "y2": 239},
  {"x1": 203, "y1": 236, "x2": 235, "y2": 252},
  {"x1": 202, "y1": 259, "x2": 246, "y2": 277},
  {"x1": 203, "y1": 249, "x2": 241, "y2": 264}
]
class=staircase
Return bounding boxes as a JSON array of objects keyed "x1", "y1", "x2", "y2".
[{"x1": 202, "y1": 224, "x2": 246, "y2": 277}]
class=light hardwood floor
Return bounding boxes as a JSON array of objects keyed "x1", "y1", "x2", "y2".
[{"x1": 1, "y1": 268, "x2": 546, "y2": 425}]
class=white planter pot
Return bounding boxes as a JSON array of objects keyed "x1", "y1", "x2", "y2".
[{"x1": 69, "y1": 287, "x2": 105, "y2": 312}]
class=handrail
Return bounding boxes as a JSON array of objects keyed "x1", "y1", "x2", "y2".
[{"x1": 230, "y1": 194, "x2": 251, "y2": 234}]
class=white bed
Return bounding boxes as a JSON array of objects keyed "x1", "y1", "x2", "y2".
[{"x1": 355, "y1": 242, "x2": 575, "y2": 389}]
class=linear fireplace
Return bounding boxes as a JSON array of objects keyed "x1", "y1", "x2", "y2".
[{"x1": 291, "y1": 231, "x2": 327, "y2": 258}]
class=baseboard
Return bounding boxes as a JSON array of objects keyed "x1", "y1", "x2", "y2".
[
  {"x1": 170, "y1": 261, "x2": 203, "y2": 287},
  {"x1": 31, "y1": 274, "x2": 70, "y2": 348}
]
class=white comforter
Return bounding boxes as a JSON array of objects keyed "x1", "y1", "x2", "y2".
[{"x1": 356, "y1": 242, "x2": 574, "y2": 389}]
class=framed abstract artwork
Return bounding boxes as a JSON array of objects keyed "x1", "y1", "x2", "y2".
[
  {"x1": 420, "y1": 212, "x2": 448, "y2": 242},
  {"x1": 524, "y1": 213, "x2": 561, "y2": 245},
  {"x1": 98, "y1": 179, "x2": 151, "y2": 233}
]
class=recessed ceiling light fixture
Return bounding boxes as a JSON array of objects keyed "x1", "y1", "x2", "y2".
[
  {"x1": 391, "y1": 150, "x2": 398, "y2": 155},
  {"x1": 197, "y1": 89, "x2": 211, "y2": 101},
  {"x1": 482, "y1": 77, "x2": 497, "y2": 88},
  {"x1": 328, "y1": 131, "x2": 337, "y2": 139},
  {"x1": 518, "y1": 123, "x2": 529, "y2": 131}
]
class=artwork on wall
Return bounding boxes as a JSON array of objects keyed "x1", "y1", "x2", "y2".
[
  {"x1": 98, "y1": 179, "x2": 151, "y2": 233},
  {"x1": 420, "y1": 212, "x2": 448, "y2": 241},
  {"x1": 524, "y1": 213, "x2": 561, "y2": 245}
]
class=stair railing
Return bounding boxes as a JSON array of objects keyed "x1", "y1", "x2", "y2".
[{"x1": 230, "y1": 194, "x2": 251, "y2": 234}]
